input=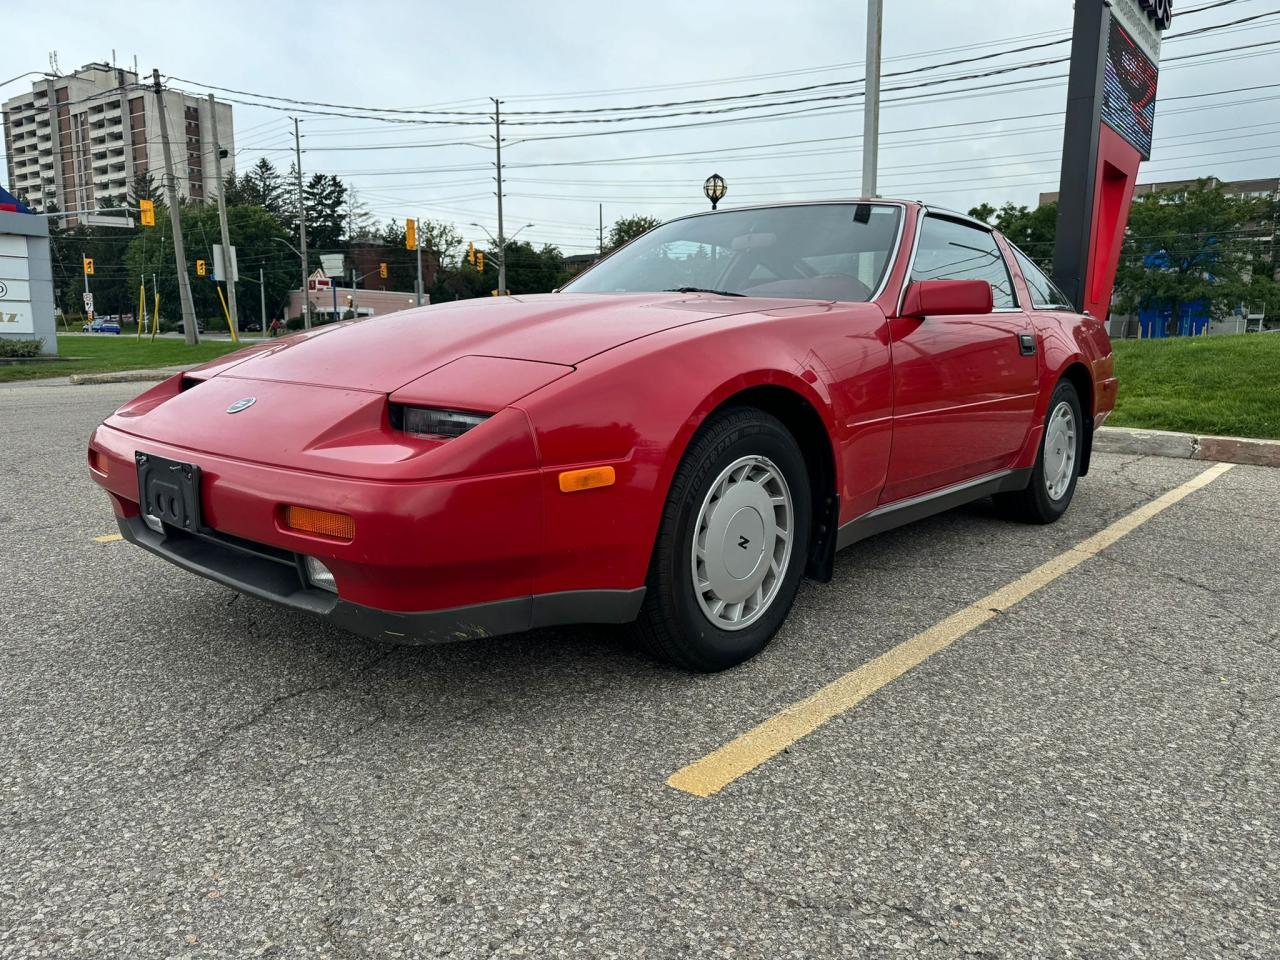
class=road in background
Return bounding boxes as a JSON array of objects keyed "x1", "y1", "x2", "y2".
[{"x1": 1, "y1": 381, "x2": 1276, "y2": 958}]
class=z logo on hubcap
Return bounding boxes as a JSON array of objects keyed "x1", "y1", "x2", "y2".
[
  {"x1": 738, "y1": 535, "x2": 751, "y2": 549},
  {"x1": 226, "y1": 397, "x2": 256, "y2": 414}
]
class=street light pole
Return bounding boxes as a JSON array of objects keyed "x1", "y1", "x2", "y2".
[
  {"x1": 470, "y1": 222, "x2": 533, "y2": 289},
  {"x1": 861, "y1": 0, "x2": 883, "y2": 198},
  {"x1": 272, "y1": 236, "x2": 309, "y2": 326}
]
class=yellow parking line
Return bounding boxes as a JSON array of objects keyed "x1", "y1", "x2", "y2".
[
  {"x1": 667, "y1": 461, "x2": 1236, "y2": 798},
  {"x1": 94, "y1": 533, "x2": 123, "y2": 543}
]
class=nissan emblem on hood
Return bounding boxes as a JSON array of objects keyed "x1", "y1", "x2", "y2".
[{"x1": 226, "y1": 397, "x2": 257, "y2": 414}]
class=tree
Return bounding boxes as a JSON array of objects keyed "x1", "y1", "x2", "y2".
[
  {"x1": 219, "y1": 170, "x2": 255, "y2": 208},
  {"x1": 343, "y1": 187, "x2": 375, "y2": 242},
  {"x1": 376, "y1": 218, "x2": 462, "y2": 292},
  {"x1": 127, "y1": 171, "x2": 162, "y2": 210},
  {"x1": 1113, "y1": 179, "x2": 1278, "y2": 327},
  {"x1": 246, "y1": 158, "x2": 286, "y2": 217},
  {"x1": 123, "y1": 202, "x2": 295, "y2": 328},
  {"x1": 497, "y1": 241, "x2": 569, "y2": 295},
  {"x1": 303, "y1": 173, "x2": 347, "y2": 250},
  {"x1": 969, "y1": 201, "x2": 1057, "y2": 269},
  {"x1": 50, "y1": 217, "x2": 140, "y2": 323},
  {"x1": 608, "y1": 214, "x2": 662, "y2": 251}
]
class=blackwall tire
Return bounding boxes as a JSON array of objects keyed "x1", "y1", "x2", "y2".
[
  {"x1": 632, "y1": 407, "x2": 811, "y2": 672},
  {"x1": 994, "y1": 379, "x2": 1084, "y2": 525}
]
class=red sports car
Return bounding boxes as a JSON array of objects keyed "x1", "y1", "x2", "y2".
[{"x1": 88, "y1": 201, "x2": 1115, "y2": 671}]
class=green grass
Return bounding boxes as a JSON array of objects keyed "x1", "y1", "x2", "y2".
[
  {"x1": 0, "y1": 335, "x2": 249, "y2": 383},
  {"x1": 1109, "y1": 334, "x2": 1280, "y2": 439}
]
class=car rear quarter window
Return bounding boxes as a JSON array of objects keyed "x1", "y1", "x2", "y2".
[
  {"x1": 910, "y1": 216, "x2": 1017, "y2": 308},
  {"x1": 1010, "y1": 245, "x2": 1076, "y2": 311}
]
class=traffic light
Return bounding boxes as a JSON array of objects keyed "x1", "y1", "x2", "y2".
[
  {"x1": 82, "y1": 257, "x2": 94, "y2": 276},
  {"x1": 378, "y1": 262, "x2": 388, "y2": 279},
  {"x1": 467, "y1": 242, "x2": 476, "y2": 266},
  {"x1": 139, "y1": 198, "x2": 155, "y2": 227},
  {"x1": 404, "y1": 218, "x2": 417, "y2": 250},
  {"x1": 477, "y1": 251, "x2": 485, "y2": 273},
  {"x1": 196, "y1": 259, "x2": 206, "y2": 277}
]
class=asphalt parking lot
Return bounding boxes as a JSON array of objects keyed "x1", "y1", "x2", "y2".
[{"x1": 1, "y1": 379, "x2": 1276, "y2": 959}]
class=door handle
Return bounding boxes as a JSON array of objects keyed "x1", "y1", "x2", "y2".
[{"x1": 1018, "y1": 333, "x2": 1037, "y2": 356}]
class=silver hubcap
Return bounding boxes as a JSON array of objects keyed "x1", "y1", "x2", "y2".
[
  {"x1": 691, "y1": 455, "x2": 794, "y2": 631},
  {"x1": 1043, "y1": 401, "x2": 1077, "y2": 501}
]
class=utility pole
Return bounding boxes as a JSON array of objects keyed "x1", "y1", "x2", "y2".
[
  {"x1": 598, "y1": 203, "x2": 603, "y2": 257},
  {"x1": 258, "y1": 267, "x2": 266, "y2": 331},
  {"x1": 208, "y1": 93, "x2": 238, "y2": 339},
  {"x1": 293, "y1": 117, "x2": 310, "y2": 329},
  {"x1": 414, "y1": 216, "x2": 423, "y2": 307},
  {"x1": 861, "y1": 0, "x2": 883, "y2": 198},
  {"x1": 152, "y1": 68, "x2": 199, "y2": 344},
  {"x1": 492, "y1": 97, "x2": 506, "y2": 296}
]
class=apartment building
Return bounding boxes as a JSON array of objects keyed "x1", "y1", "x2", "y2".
[{"x1": 2, "y1": 63, "x2": 233, "y2": 220}]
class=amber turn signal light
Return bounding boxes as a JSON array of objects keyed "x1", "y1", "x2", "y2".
[
  {"x1": 88, "y1": 448, "x2": 108, "y2": 475},
  {"x1": 283, "y1": 505, "x2": 356, "y2": 541},
  {"x1": 558, "y1": 466, "x2": 616, "y2": 493}
]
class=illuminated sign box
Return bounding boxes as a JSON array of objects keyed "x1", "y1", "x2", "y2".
[{"x1": 1102, "y1": 18, "x2": 1159, "y2": 160}]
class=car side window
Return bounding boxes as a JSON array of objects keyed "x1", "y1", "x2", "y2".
[
  {"x1": 1011, "y1": 246, "x2": 1075, "y2": 311},
  {"x1": 910, "y1": 216, "x2": 1017, "y2": 308}
]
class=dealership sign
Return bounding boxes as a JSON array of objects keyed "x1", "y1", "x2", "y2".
[
  {"x1": 0, "y1": 234, "x2": 35, "y2": 334},
  {"x1": 1051, "y1": 0, "x2": 1171, "y2": 322}
]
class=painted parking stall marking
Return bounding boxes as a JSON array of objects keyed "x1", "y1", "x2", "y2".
[{"x1": 667, "y1": 461, "x2": 1236, "y2": 798}]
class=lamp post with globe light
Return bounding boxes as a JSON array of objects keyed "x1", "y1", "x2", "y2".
[{"x1": 703, "y1": 174, "x2": 727, "y2": 211}]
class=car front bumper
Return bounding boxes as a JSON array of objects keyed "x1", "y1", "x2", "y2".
[{"x1": 91, "y1": 424, "x2": 645, "y2": 644}]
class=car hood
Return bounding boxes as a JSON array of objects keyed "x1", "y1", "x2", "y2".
[{"x1": 193, "y1": 292, "x2": 790, "y2": 393}]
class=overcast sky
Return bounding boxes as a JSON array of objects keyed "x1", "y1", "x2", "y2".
[{"x1": 4, "y1": 0, "x2": 1277, "y2": 255}]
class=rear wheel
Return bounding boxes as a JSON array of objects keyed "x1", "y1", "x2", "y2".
[
  {"x1": 633, "y1": 407, "x2": 811, "y2": 672},
  {"x1": 995, "y1": 378, "x2": 1083, "y2": 524}
]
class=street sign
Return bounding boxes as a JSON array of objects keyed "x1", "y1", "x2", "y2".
[
  {"x1": 212, "y1": 243, "x2": 239, "y2": 282},
  {"x1": 82, "y1": 292, "x2": 94, "y2": 310},
  {"x1": 320, "y1": 253, "x2": 344, "y2": 278}
]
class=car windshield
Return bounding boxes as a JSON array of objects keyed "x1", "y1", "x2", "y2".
[{"x1": 562, "y1": 203, "x2": 902, "y2": 302}]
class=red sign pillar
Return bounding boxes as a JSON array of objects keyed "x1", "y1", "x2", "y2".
[{"x1": 1052, "y1": 0, "x2": 1171, "y2": 323}]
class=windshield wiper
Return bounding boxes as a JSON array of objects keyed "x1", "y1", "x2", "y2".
[{"x1": 663, "y1": 286, "x2": 745, "y2": 297}]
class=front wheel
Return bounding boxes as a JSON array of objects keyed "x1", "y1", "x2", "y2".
[
  {"x1": 995, "y1": 378, "x2": 1084, "y2": 524},
  {"x1": 632, "y1": 407, "x2": 811, "y2": 672}
]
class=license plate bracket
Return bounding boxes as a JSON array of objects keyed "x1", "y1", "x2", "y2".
[{"x1": 136, "y1": 452, "x2": 202, "y2": 533}]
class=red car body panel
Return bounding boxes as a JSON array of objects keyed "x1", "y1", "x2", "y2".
[{"x1": 88, "y1": 200, "x2": 1115, "y2": 643}]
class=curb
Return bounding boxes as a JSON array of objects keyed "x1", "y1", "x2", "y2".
[
  {"x1": 69, "y1": 366, "x2": 191, "y2": 386},
  {"x1": 1095, "y1": 425, "x2": 1280, "y2": 468}
]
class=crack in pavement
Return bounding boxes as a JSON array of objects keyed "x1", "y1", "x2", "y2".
[{"x1": 174, "y1": 646, "x2": 402, "y2": 778}]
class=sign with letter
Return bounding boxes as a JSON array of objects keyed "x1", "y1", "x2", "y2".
[
  {"x1": 1052, "y1": 0, "x2": 1172, "y2": 322},
  {"x1": 0, "y1": 235, "x2": 35, "y2": 334}
]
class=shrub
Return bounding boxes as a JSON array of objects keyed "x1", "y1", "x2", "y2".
[
  {"x1": 286, "y1": 315, "x2": 306, "y2": 330},
  {"x1": 0, "y1": 338, "x2": 46, "y2": 358}
]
